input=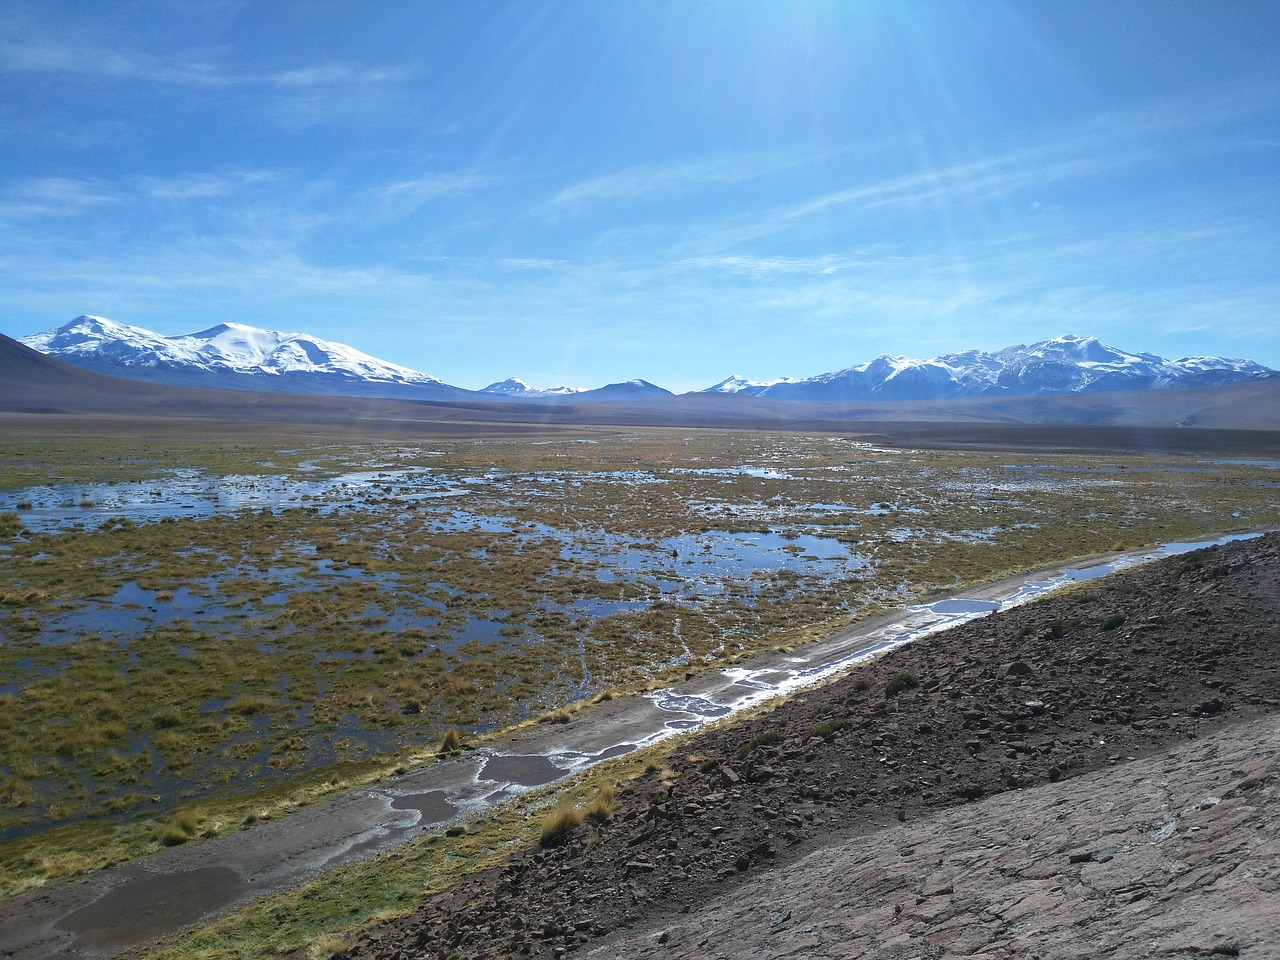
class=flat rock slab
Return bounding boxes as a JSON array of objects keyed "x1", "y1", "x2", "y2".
[{"x1": 593, "y1": 714, "x2": 1280, "y2": 959}]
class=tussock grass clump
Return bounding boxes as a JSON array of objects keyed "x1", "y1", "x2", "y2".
[
  {"x1": 227, "y1": 694, "x2": 275, "y2": 716},
  {"x1": 438, "y1": 726, "x2": 463, "y2": 754},
  {"x1": 437, "y1": 673, "x2": 477, "y2": 696},
  {"x1": 885, "y1": 672, "x2": 920, "y2": 698},
  {"x1": 152, "y1": 730, "x2": 190, "y2": 752},
  {"x1": 539, "y1": 708, "x2": 571, "y2": 725},
  {"x1": 584, "y1": 783, "x2": 617, "y2": 823},
  {"x1": 152, "y1": 706, "x2": 183, "y2": 729},
  {"x1": 307, "y1": 933, "x2": 352, "y2": 960},
  {"x1": 1100, "y1": 614, "x2": 1127, "y2": 632},
  {"x1": 806, "y1": 717, "x2": 852, "y2": 741},
  {"x1": 1, "y1": 775, "x2": 36, "y2": 807},
  {"x1": 539, "y1": 801, "x2": 583, "y2": 847},
  {"x1": 154, "y1": 823, "x2": 191, "y2": 847},
  {"x1": 89, "y1": 693, "x2": 124, "y2": 721},
  {"x1": 55, "y1": 728, "x2": 111, "y2": 757},
  {"x1": 154, "y1": 808, "x2": 203, "y2": 846},
  {"x1": 0, "y1": 587, "x2": 49, "y2": 606}
]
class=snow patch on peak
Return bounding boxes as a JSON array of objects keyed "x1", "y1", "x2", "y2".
[
  {"x1": 482, "y1": 377, "x2": 587, "y2": 397},
  {"x1": 482, "y1": 377, "x2": 537, "y2": 395},
  {"x1": 22, "y1": 315, "x2": 446, "y2": 391},
  {"x1": 701, "y1": 335, "x2": 1277, "y2": 402}
]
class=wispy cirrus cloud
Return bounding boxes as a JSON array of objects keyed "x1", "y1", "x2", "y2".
[
  {"x1": 370, "y1": 172, "x2": 495, "y2": 211},
  {"x1": 545, "y1": 79, "x2": 1277, "y2": 262},
  {"x1": 0, "y1": 26, "x2": 409, "y2": 93},
  {"x1": 135, "y1": 170, "x2": 281, "y2": 202},
  {"x1": 0, "y1": 176, "x2": 125, "y2": 221},
  {"x1": 0, "y1": 170, "x2": 284, "y2": 222},
  {"x1": 536, "y1": 149, "x2": 819, "y2": 217},
  {"x1": 677, "y1": 254, "x2": 850, "y2": 277},
  {"x1": 0, "y1": 14, "x2": 417, "y2": 135}
]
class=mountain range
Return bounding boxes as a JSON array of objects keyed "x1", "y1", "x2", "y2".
[
  {"x1": 19, "y1": 315, "x2": 1278, "y2": 404},
  {"x1": 705, "y1": 336, "x2": 1277, "y2": 401},
  {"x1": 20, "y1": 316, "x2": 674, "y2": 403},
  {"x1": 7, "y1": 328, "x2": 1280, "y2": 454}
]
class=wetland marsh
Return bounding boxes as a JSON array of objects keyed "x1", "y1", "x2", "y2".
[{"x1": 1, "y1": 428, "x2": 1277, "y2": 894}]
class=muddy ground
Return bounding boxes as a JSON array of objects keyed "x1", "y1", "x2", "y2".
[{"x1": 345, "y1": 532, "x2": 1280, "y2": 959}]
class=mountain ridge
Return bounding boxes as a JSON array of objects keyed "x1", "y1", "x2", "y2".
[
  {"x1": 5, "y1": 331, "x2": 1280, "y2": 456},
  {"x1": 705, "y1": 333, "x2": 1277, "y2": 401},
  {"x1": 18, "y1": 317, "x2": 1278, "y2": 404},
  {"x1": 20, "y1": 315, "x2": 478, "y2": 401}
]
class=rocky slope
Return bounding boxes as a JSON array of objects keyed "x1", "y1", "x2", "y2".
[{"x1": 344, "y1": 532, "x2": 1280, "y2": 959}]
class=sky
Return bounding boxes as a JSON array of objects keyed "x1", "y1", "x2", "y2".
[{"x1": 1, "y1": 1, "x2": 1277, "y2": 393}]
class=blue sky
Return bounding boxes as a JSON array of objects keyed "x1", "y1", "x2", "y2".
[{"x1": 1, "y1": 1, "x2": 1277, "y2": 392}]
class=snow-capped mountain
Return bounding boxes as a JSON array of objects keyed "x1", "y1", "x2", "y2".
[
  {"x1": 22, "y1": 315, "x2": 472, "y2": 400},
  {"x1": 21, "y1": 320, "x2": 1275, "y2": 407},
  {"x1": 21, "y1": 316, "x2": 674, "y2": 403},
  {"x1": 481, "y1": 377, "x2": 671, "y2": 401},
  {"x1": 572, "y1": 379, "x2": 673, "y2": 400},
  {"x1": 480, "y1": 377, "x2": 588, "y2": 398},
  {"x1": 703, "y1": 335, "x2": 1277, "y2": 402}
]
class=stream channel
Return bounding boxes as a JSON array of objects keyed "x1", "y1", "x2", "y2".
[{"x1": 0, "y1": 532, "x2": 1262, "y2": 960}]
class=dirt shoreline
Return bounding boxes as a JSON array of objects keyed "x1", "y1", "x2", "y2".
[{"x1": 345, "y1": 532, "x2": 1280, "y2": 959}]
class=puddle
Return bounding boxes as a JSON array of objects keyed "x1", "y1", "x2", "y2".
[
  {"x1": 3, "y1": 449, "x2": 1266, "y2": 857},
  {"x1": 663, "y1": 719, "x2": 701, "y2": 730},
  {"x1": 1160, "y1": 535, "x2": 1258, "y2": 553},
  {"x1": 733, "y1": 676, "x2": 780, "y2": 690},
  {"x1": 390, "y1": 790, "x2": 456, "y2": 824},
  {"x1": 57, "y1": 866, "x2": 247, "y2": 948},
  {"x1": 914, "y1": 598, "x2": 1002, "y2": 614},
  {"x1": 548, "y1": 742, "x2": 638, "y2": 772},
  {"x1": 645, "y1": 691, "x2": 733, "y2": 719},
  {"x1": 35, "y1": 583, "x2": 212, "y2": 646},
  {"x1": 583, "y1": 742, "x2": 635, "y2": 763},
  {"x1": 0, "y1": 466, "x2": 465, "y2": 533},
  {"x1": 560, "y1": 528, "x2": 866, "y2": 592},
  {"x1": 673, "y1": 466, "x2": 796, "y2": 480},
  {"x1": 478, "y1": 754, "x2": 566, "y2": 787},
  {"x1": 1062, "y1": 565, "x2": 1113, "y2": 581}
]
